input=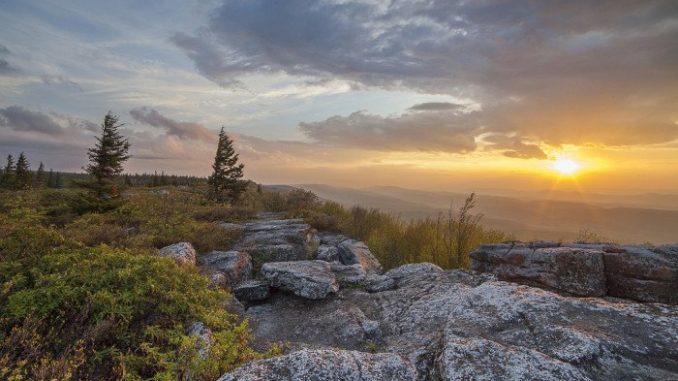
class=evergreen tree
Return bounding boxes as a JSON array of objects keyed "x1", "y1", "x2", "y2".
[
  {"x1": 35, "y1": 162, "x2": 45, "y2": 186},
  {"x1": 85, "y1": 112, "x2": 130, "y2": 197},
  {"x1": 207, "y1": 127, "x2": 245, "y2": 203},
  {"x1": 15, "y1": 152, "x2": 32, "y2": 189},
  {"x1": 47, "y1": 169, "x2": 55, "y2": 188},
  {"x1": 1, "y1": 154, "x2": 15, "y2": 188}
]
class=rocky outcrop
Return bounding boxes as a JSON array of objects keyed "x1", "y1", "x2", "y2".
[
  {"x1": 603, "y1": 244, "x2": 678, "y2": 303},
  {"x1": 233, "y1": 280, "x2": 271, "y2": 302},
  {"x1": 217, "y1": 349, "x2": 416, "y2": 381},
  {"x1": 262, "y1": 260, "x2": 339, "y2": 299},
  {"x1": 471, "y1": 242, "x2": 678, "y2": 303},
  {"x1": 157, "y1": 242, "x2": 196, "y2": 265},
  {"x1": 234, "y1": 219, "x2": 318, "y2": 263},
  {"x1": 470, "y1": 244, "x2": 607, "y2": 296},
  {"x1": 198, "y1": 250, "x2": 252, "y2": 287}
]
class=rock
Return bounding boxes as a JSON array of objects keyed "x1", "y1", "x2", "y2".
[
  {"x1": 384, "y1": 262, "x2": 443, "y2": 285},
  {"x1": 338, "y1": 239, "x2": 383, "y2": 274},
  {"x1": 470, "y1": 244, "x2": 607, "y2": 296},
  {"x1": 220, "y1": 222, "x2": 244, "y2": 232},
  {"x1": 217, "y1": 349, "x2": 416, "y2": 381},
  {"x1": 262, "y1": 260, "x2": 339, "y2": 299},
  {"x1": 198, "y1": 251, "x2": 252, "y2": 287},
  {"x1": 318, "y1": 233, "x2": 348, "y2": 246},
  {"x1": 365, "y1": 274, "x2": 396, "y2": 293},
  {"x1": 603, "y1": 245, "x2": 678, "y2": 303},
  {"x1": 187, "y1": 321, "x2": 212, "y2": 359},
  {"x1": 233, "y1": 280, "x2": 271, "y2": 302},
  {"x1": 316, "y1": 244, "x2": 340, "y2": 262},
  {"x1": 157, "y1": 242, "x2": 196, "y2": 265},
  {"x1": 235, "y1": 219, "x2": 318, "y2": 263},
  {"x1": 436, "y1": 337, "x2": 590, "y2": 381},
  {"x1": 330, "y1": 263, "x2": 367, "y2": 285}
]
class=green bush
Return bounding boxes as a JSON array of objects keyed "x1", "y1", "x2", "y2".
[{"x1": 0, "y1": 238, "x2": 262, "y2": 380}]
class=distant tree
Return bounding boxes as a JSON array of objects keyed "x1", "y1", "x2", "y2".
[
  {"x1": 1, "y1": 154, "x2": 15, "y2": 188},
  {"x1": 85, "y1": 112, "x2": 130, "y2": 197},
  {"x1": 15, "y1": 152, "x2": 32, "y2": 189},
  {"x1": 207, "y1": 127, "x2": 245, "y2": 203},
  {"x1": 152, "y1": 171, "x2": 160, "y2": 187},
  {"x1": 47, "y1": 169, "x2": 55, "y2": 188},
  {"x1": 35, "y1": 162, "x2": 45, "y2": 186}
]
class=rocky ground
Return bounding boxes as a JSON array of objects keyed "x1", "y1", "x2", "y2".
[{"x1": 158, "y1": 214, "x2": 678, "y2": 381}]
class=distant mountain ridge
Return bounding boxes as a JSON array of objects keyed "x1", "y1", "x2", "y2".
[{"x1": 291, "y1": 184, "x2": 678, "y2": 244}]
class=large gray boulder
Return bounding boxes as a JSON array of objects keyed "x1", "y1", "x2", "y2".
[
  {"x1": 338, "y1": 239, "x2": 383, "y2": 274},
  {"x1": 198, "y1": 250, "x2": 252, "y2": 287},
  {"x1": 234, "y1": 219, "x2": 318, "y2": 263},
  {"x1": 157, "y1": 242, "x2": 196, "y2": 265},
  {"x1": 603, "y1": 244, "x2": 678, "y2": 303},
  {"x1": 262, "y1": 260, "x2": 339, "y2": 299},
  {"x1": 217, "y1": 349, "x2": 416, "y2": 381},
  {"x1": 470, "y1": 244, "x2": 607, "y2": 296}
]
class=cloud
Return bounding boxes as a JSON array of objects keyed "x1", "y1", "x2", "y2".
[
  {"x1": 129, "y1": 107, "x2": 216, "y2": 143},
  {"x1": 174, "y1": 0, "x2": 678, "y2": 147},
  {"x1": 0, "y1": 44, "x2": 17, "y2": 74},
  {"x1": 0, "y1": 106, "x2": 65, "y2": 135},
  {"x1": 482, "y1": 133, "x2": 548, "y2": 160},
  {"x1": 300, "y1": 109, "x2": 479, "y2": 153},
  {"x1": 41, "y1": 74, "x2": 82, "y2": 90},
  {"x1": 409, "y1": 102, "x2": 463, "y2": 111}
]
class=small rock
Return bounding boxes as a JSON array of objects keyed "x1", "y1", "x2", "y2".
[
  {"x1": 199, "y1": 251, "x2": 252, "y2": 287},
  {"x1": 316, "y1": 244, "x2": 340, "y2": 262},
  {"x1": 187, "y1": 321, "x2": 212, "y2": 359},
  {"x1": 158, "y1": 242, "x2": 196, "y2": 265},
  {"x1": 262, "y1": 260, "x2": 339, "y2": 300},
  {"x1": 338, "y1": 239, "x2": 383, "y2": 274},
  {"x1": 233, "y1": 280, "x2": 271, "y2": 302}
]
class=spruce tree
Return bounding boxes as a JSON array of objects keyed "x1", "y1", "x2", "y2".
[
  {"x1": 55, "y1": 172, "x2": 64, "y2": 189},
  {"x1": 85, "y1": 112, "x2": 130, "y2": 197},
  {"x1": 1, "y1": 154, "x2": 15, "y2": 188},
  {"x1": 35, "y1": 162, "x2": 45, "y2": 186},
  {"x1": 208, "y1": 127, "x2": 245, "y2": 203},
  {"x1": 15, "y1": 152, "x2": 31, "y2": 189}
]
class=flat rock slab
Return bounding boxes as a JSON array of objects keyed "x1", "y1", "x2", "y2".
[
  {"x1": 233, "y1": 280, "x2": 271, "y2": 302},
  {"x1": 235, "y1": 219, "x2": 318, "y2": 263},
  {"x1": 262, "y1": 260, "x2": 339, "y2": 299},
  {"x1": 217, "y1": 349, "x2": 416, "y2": 381}
]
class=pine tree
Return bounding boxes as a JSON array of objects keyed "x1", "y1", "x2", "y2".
[
  {"x1": 15, "y1": 152, "x2": 32, "y2": 189},
  {"x1": 47, "y1": 169, "x2": 55, "y2": 188},
  {"x1": 85, "y1": 112, "x2": 130, "y2": 197},
  {"x1": 35, "y1": 162, "x2": 45, "y2": 186},
  {"x1": 208, "y1": 127, "x2": 245, "y2": 203},
  {"x1": 1, "y1": 154, "x2": 15, "y2": 188}
]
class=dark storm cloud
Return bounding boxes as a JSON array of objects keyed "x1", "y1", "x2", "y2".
[
  {"x1": 129, "y1": 107, "x2": 216, "y2": 143},
  {"x1": 175, "y1": 0, "x2": 678, "y2": 147},
  {"x1": 0, "y1": 106, "x2": 64, "y2": 135}
]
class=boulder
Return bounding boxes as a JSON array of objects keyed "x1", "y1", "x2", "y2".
[
  {"x1": 198, "y1": 251, "x2": 252, "y2": 287},
  {"x1": 233, "y1": 280, "x2": 271, "y2": 302},
  {"x1": 217, "y1": 349, "x2": 416, "y2": 381},
  {"x1": 365, "y1": 274, "x2": 396, "y2": 293},
  {"x1": 330, "y1": 263, "x2": 367, "y2": 285},
  {"x1": 338, "y1": 239, "x2": 383, "y2": 274},
  {"x1": 235, "y1": 219, "x2": 318, "y2": 263},
  {"x1": 470, "y1": 244, "x2": 607, "y2": 296},
  {"x1": 262, "y1": 260, "x2": 339, "y2": 299},
  {"x1": 157, "y1": 242, "x2": 196, "y2": 265},
  {"x1": 316, "y1": 244, "x2": 340, "y2": 262},
  {"x1": 384, "y1": 262, "x2": 443, "y2": 285},
  {"x1": 603, "y1": 245, "x2": 678, "y2": 303}
]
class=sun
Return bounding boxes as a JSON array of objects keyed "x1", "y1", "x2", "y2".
[{"x1": 552, "y1": 157, "x2": 581, "y2": 175}]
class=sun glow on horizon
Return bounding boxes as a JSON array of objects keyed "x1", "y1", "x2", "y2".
[{"x1": 552, "y1": 157, "x2": 581, "y2": 175}]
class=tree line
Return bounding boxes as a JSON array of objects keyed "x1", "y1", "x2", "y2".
[{"x1": 1, "y1": 112, "x2": 246, "y2": 203}]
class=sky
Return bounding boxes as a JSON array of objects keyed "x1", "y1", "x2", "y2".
[{"x1": 1, "y1": 0, "x2": 677, "y2": 193}]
